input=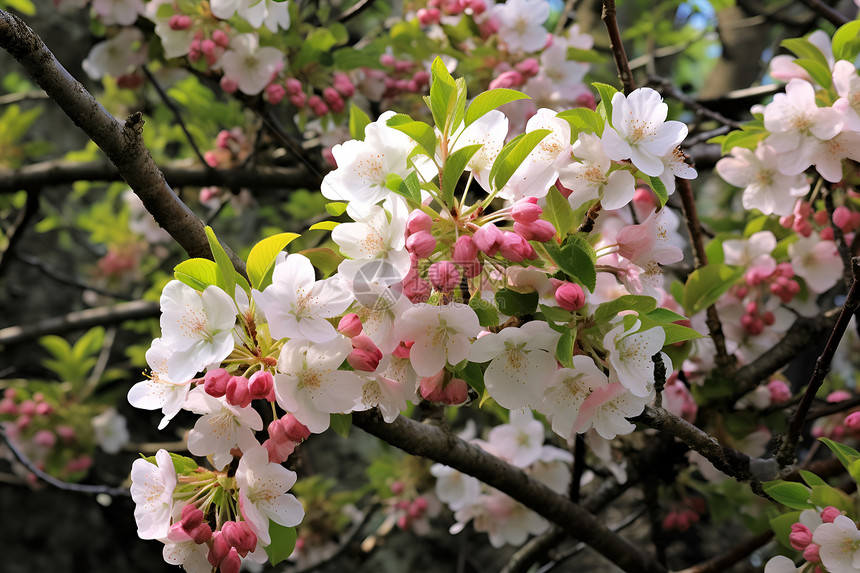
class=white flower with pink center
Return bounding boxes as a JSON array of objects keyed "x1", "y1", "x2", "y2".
[
  {"x1": 540, "y1": 356, "x2": 609, "y2": 439},
  {"x1": 159, "y1": 280, "x2": 237, "y2": 382},
  {"x1": 789, "y1": 234, "x2": 843, "y2": 294},
  {"x1": 397, "y1": 303, "x2": 481, "y2": 377},
  {"x1": 486, "y1": 409, "x2": 546, "y2": 468},
  {"x1": 813, "y1": 514, "x2": 860, "y2": 573},
  {"x1": 127, "y1": 339, "x2": 194, "y2": 430},
  {"x1": 274, "y1": 336, "x2": 365, "y2": 433},
  {"x1": 130, "y1": 449, "x2": 176, "y2": 540},
  {"x1": 254, "y1": 253, "x2": 353, "y2": 343},
  {"x1": 557, "y1": 131, "x2": 636, "y2": 210},
  {"x1": 601, "y1": 88, "x2": 688, "y2": 177},
  {"x1": 604, "y1": 319, "x2": 668, "y2": 397},
  {"x1": 763, "y1": 79, "x2": 843, "y2": 175},
  {"x1": 237, "y1": 445, "x2": 305, "y2": 545},
  {"x1": 216, "y1": 33, "x2": 284, "y2": 96},
  {"x1": 322, "y1": 111, "x2": 414, "y2": 205},
  {"x1": 469, "y1": 321, "x2": 559, "y2": 409},
  {"x1": 183, "y1": 387, "x2": 263, "y2": 470},
  {"x1": 492, "y1": 0, "x2": 550, "y2": 53},
  {"x1": 716, "y1": 144, "x2": 809, "y2": 216}
]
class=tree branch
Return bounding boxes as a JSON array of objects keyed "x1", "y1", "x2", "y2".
[
  {"x1": 0, "y1": 9, "x2": 246, "y2": 275},
  {"x1": 0, "y1": 188, "x2": 39, "y2": 281},
  {"x1": 0, "y1": 300, "x2": 159, "y2": 346},
  {"x1": 601, "y1": 0, "x2": 635, "y2": 94},
  {"x1": 0, "y1": 159, "x2": 313, "y2": 194},
  {"x1": 797, "y1": 0, "x2": 850, "y2": 26},
  {"x1": 674, "y1": 530, "x2": 774, "y2": 573},
  {"x1": 352, "y1": 410, "x2": 668, "y2": 573},
  {"x1": 777, "y1": 257, "x2": 860, "y2": 467}
]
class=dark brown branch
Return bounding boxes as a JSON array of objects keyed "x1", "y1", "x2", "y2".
[
  {"x1": 0, "y1": 10, "x2": 245, "y2": 275},
  {"x1": 0, "y1": 300, "x2": 159, "y2": 346},
  {"x1": 0, "y1": 422, "x2": 129, "y2": 497},
  {"x1": 674, "y1": 530, "x2": 774, "y2": 573},
  {"x1": 141, "y1": 65, "x2": 207, "y2": 166},
  {"x1": 0, "y1": 188, "x2": 38, "y2": 280},
  {"x1": 0, "y1": 159, "x2": 313, "y2": 193},
  {"x1": 777, "y1": 257, "x2": 860, "y2": 467},
  {"x1": 797, "y1": 0, "x2": 850, "y2": 26},
  {"x1": 601, "y1": 0, "x2": 636, "y2": 94},
  {"x1": 13, "y1": 251, "x2": 133, "y2": 299},
  {"x1": 352, "y1": 410, "x2": 668, "y2": 573}
]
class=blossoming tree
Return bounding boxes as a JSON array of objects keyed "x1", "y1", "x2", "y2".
[{"x1": 2, "y1": 0, "x2": 860, "y2": 572}]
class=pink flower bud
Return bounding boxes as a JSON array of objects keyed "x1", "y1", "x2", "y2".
[
  {"x1": 397, "y1": 514, "x2": 411, "y2": 530},
  {"x1": 393, "y1": 340, "x2": 413, "y2": 359},
  {"x1": 332, "y1": 72, "x2": 355, "y2": 98},
  {"x1": 406, "y1": 230, "x2": 437, "y2": 258},
  {"x1": 469, "y1": 0, "x2": 486, "y2": 14},
  {"x1": 0, "y1": 399, "x2": 16, "y2": 415},
  {"x1": 820, "y1": 227, "x2": 834, "y2": 240},
  {"x1": 499, "y1": 232, "x2": 537, "y2": 262},
  {"x1": 35, "y1": 402, "x2": 52, "y2": 415},
  {"x1": 514, "y1": 219, "x2": 556, "y2": 242},
  {"x1": 515, "y1": 58, "x2": 540, "y2": 77},
  {"x1": 489, "y1": 70, "x2": 524, "y2": 90},
  {"x1": 181, "y1": 504, "x2": 204, "y2": 531},
  {"x1": 285, "y1": 77, "x2": 303, "y2": 95},
  {"x1": 56, "y1": 425, "x2": 76, "y2": 442},
  {"x1": 204, "y1": 368, "x2": 231, "y2": 398},
  {"x1": 511, "y1": 200, "x2": 542, "y2": 223},
  {"x1": 419, "y1": 371, "x2": 446, "y2": 402},
  {"x1": 428, "y1": 260, "x2": 461, "y2": 292},
  {"x1": 412, "y1": 496, "x2": 428, "y2": 512},
  {"x1": 803, "y1": 543, "x2": 821, "y2": 563},
  {"x1": 662, "y1": 512, "x2": 677, "y2": 531},
  {"x1": 265, "y1": 83, "x2": 286, "y2": 105},
  {"x1": 767, "y1": 379, "x2": 791, "y2": 403},
  {"x1": 789, "y1": 523, "x2": 813, "y2": 551},
  {"x1": 338, "y1": 313, "x2": 363, "y2": 337},
  {"x1": 33, "y1": 429, "x2": 56, "y2": 448},
  {"x1": 263, "y1": 436, "x2": 296, "y2": 463},
  {"x1": 555, "y1": 282, "x2": 586, "y2": 311},
  {"x1": 19, "y1": 400, "x2": 35, "y2": 416},
  {"x1": 820, "y1": 506, "x2": 842, "y2": 523},
  {"x1": 412, "y1": 70, "x2": 430, "y2": 86},
  {"x1": 222, "y1": 521, "x2": 257, "y2": 557},
  {"x1": 208, "y1": 531, "x2": 230, "y2": 566},
  {"x1": 417, "y1": 7, "x2": 440, "y2": 25},
  {"x1": 442, "y1": 377, "x2": 469, "y2": 405},
  {"x1": 225, "y1": 376, "x2": 252, "y2": 408},
  {"x1": 473, "y1": 224, "x2": 504, "y2": 256},
  {"x1": 282, "y1": 413, "x2": 311, "y2": 442},
  {"x1": 289, "y1": 92, "x2": 307, "y2": 108},
  {"x1": 168, "y1": 14, "x2": 192, "y2": 31},
  {"x1": 845, "y1": 411, "x2": 860, "y2": 432},
  {"x1": 220, "y1": 76, "x2": 239, "y2": 93},
  {"x1": 248, "y1": 371, "x2": 274, "y2": 400},
  {"x1": 813, "y1": 210, "x2": 830, "y2": 226},
  {"x1": 407, "y1": 210, "x2": 433, "y2": 234},
  {"x1": 211, "y1": 29, "x2": 230, "y2": 48},
  {"x1": 348, "y1": 348, "x2": 380, "y2": 372},
  {"x1": 221, "y1": 548, "x2": 242, "y2": 573},
  {"x1": 380, "y1": 53, "x2": 396, "y2": 67},
  {"x1": 828, "y1": 391, "x2": 851, "y2": 403},
  {"x1": 390, "y1": 481, "x2": 404, "y2": 495},
  {"x1": 189, "y1": 523, "x2": 212, "y2": 544}
]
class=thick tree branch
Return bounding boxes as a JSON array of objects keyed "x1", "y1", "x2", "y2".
[
  {"x1": 0, "y1": 159, "x2": 313, "y2": 193},
  {"x1": 777, "y1": 257, "x2": 860, "y2": 467},
  {"x1": 352, "y1": 410, "x2": 668, "y2": 573},
  {"x1": 0, "y1": 300, "x2": 159, "y2": 346},
  {"x1": 0, "y1": 10, "x2": 245, "y2": 275},
  {"x1": 797, "y1": 0, "x2": 850, "y2": 26}
]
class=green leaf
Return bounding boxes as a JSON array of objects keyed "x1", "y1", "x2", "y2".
[
  {"x1": 429, "y1": 57, "x2": 457, "y2": 133},
  {"x1": 174, "y1": 258, "x2": 221, "y2": 291},
  {"x1": 682, "y1": 264, "x2": 745, "y2": 315},
  {"x1": 556, "y1": 328, "x2": 576, "y2": 369},
  {"x1": 820, "y1": 437, "x2": 860, "y2": 471},
  {"x1": 646, "y1": 308, "x2": 688, "y2": 323},
  {"x1": 385, "y1": 172, "x2": 422, "y2": 205},
  {"x1": 465, "y1": 89, "x2": 529, "y2": 126},
  {"x1": 545, "y1": 185, "x2": 575, "y2": 237},
  {"x1": 545, "y1": 237, "x2": 597, "y2": 292},
  {"x1": 769, "y1": 511, "x2": 802, "y2": 548},
  {"x1": 309, "y1": 221, "x2": 341, "y2": 231},
  {"x1": 265, "y1": 523, "x2": 298, "y2": 566},
  {"x1": 780, "y1": 38, "x2": 830, "y2": 69},
  {"x1": 205, "y1": 226, "x2": 236, "y2": 297},
  {"x1": 490, "y1": 129, "x2": 552, "y2": 192},
  {"x1": 441, "y1": 144, "x2": 482, "y2": 206},
  {"x1": 539, "y1": 304, "x2": 574, "y2": 323},
  {"x1": 330, "y1": 413, "x2": 352, "y2": 437},
  {"x1": 799, "y1": 470, "x2": 827, "y2": 487},
  {"x1": 809, "y1": 484, "x2": 854, "y2": 514},
  {"x1": 495, "y1": 288, "x2": 538, "y2": 316},
  {"x1": 593, "y1": 82, "x2": 619, "y2": 123},
  {"x1": 325, "y1": 202, "x2": 348, "y2": 216},
  {"x1": 793, "y1": 59, "x2": 832, "y2": 88},
  {"x1": 661, "y1": 323, "x2": 704, "y2": 345},
  {"x1": 594, "y1": 295, "x2": 658, "y2": 324},
  {"x1": 141, "y1": 452, "x2": 198, "y2": 474},
  {"x1": 556, "y1": 107, "x2": 604, "y2": 138},
  {"x1": 348, "y1": 104, "x2": 371, "y2": 140},
  {"x1": 832, "y1": 20, "x2": 860, "y2": 61},
  {"x1": 456, "y1": 361, "x2": 486, "y2": 397},
  {"x1": 566, "y1": 47, "x2": 604, "y2": 63},
  {"x1": 246, "y1": 232, "x2": 301, "y2": 290},
  {"x1": 469, "y1": 295, "x2": 499, "y2": 327},
  {"x1": 649, "y1": 176, "x2": 669, "y2": 207},
  {"x1": 299, "y1": 247, "x2": 344, "y2": 277},
  {"x1": 386, "y1": 115, "x2": 437, "y2": 158},
  {"x1": 762, "y1": 480, "x2": 813, "y2": 509}
]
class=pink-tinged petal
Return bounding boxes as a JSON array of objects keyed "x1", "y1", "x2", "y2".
[{"x1": 573, "y1": 382, "x2": 627, "y2": 433}]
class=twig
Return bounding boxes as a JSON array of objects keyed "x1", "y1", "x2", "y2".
[
  {"x1": 797, "y1": 0, "x2": 850, "y2": 26},
  {"x1": 0, "y1": 187, "x2": 38, "y2": 280},
  {"x1": 141, "y1": 65, "x2": 207, "y2": 166},
  {"x1": 676, "y1": 178, "x2": 734, "y2": 373},
  {"x1": 776, "y1": 257, "x2": 860, "y2": 467},
  {"x1": 337, "y1": 0, "x2": 375, "y2": 22},
  {"x1": 14, "y1": 251, "x2": 132, "y2": 299},
  {"x1": 647, "y1": 77, "x2": 743, "y2": 130},
  {"x1": 601, "y1": 0, "x2": 635, "y2": 94},
  {"x1": 0, "y1": 89, "x2": 48, "y2": 105},
  {"x1": 0, "y1": 9, "x2": 246, "y2": 276},
  {"x1": 0, "y1": 423, "x2": 129, "y2": 497},
  {"x1": 81, "y1": 326, "x2": 117, "y2": 401},
  {"x1": 674, "y1": 530, "x2": 774, "y2": 573},
  {"x1": 683, "y1": 126, "x2": 730, "y2": 148},
  {"x1": 353, "y1": 410, "x2": 668, "y2": 573},
  {"x1": 808, "y1": 395, "x2": 860, "y2": 420},
  {"x1": 0, "y1": 159, "x2": 312, "y2": 194},
  {"x1": 0, "y1": 300, "x2": 159, "y2": 345},
  {"x1": 570, "y1": 433, "x2": 586, "y2": 503},
  {"x1": 824, "y1": 189, "x2": 854, "y2": 290}
]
